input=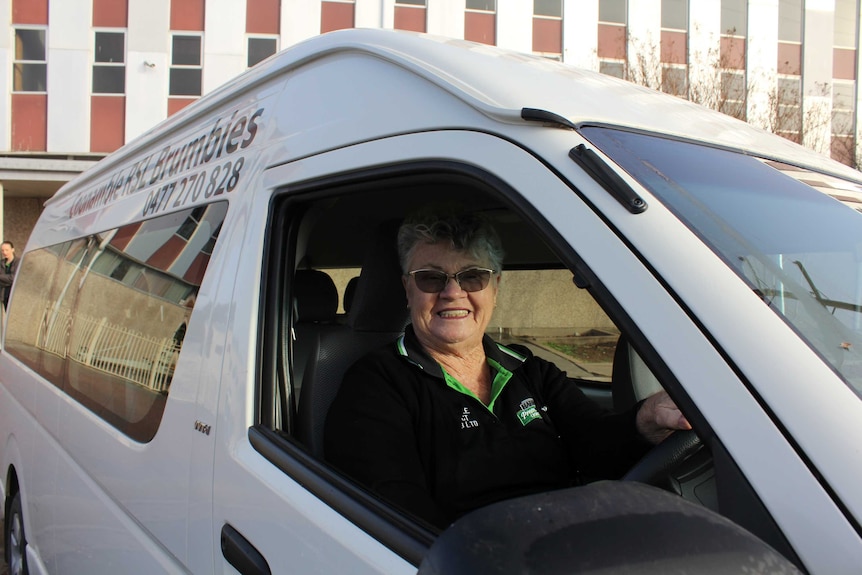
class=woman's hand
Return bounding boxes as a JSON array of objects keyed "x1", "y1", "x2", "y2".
[{"x1": 635, "y1": 390, "x2": 692, "y2": 444}]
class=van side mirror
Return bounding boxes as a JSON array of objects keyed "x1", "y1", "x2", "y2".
[{"x1": 419, "y1": 481, "x2": 800, "y2": 575}]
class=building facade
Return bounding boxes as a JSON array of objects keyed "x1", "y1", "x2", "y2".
[{"x1": 1, "y1": 0, "x2": 860, "y2": 249}]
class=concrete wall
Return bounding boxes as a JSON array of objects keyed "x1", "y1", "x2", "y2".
[
  {"x1": 327, "y1": 267, "x2": 615, "y2": 335},
  {"x1": 3, "y1": 197, "x2": 44, "y2": 250}
]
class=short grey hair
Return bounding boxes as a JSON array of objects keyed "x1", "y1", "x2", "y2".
[{"x1": 397, "y1": 208, "x2": 504, "y2": 274}]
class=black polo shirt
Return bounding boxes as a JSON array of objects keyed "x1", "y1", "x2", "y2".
[{"x1": 324, "y1": 326, "x2": 649, "y2": 529}]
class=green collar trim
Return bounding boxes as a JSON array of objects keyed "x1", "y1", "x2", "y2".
[{"x1": 442, "y1": 358, "x2": 513, "y2": 412}]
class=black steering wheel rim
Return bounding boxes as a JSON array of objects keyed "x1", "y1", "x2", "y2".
[{"x1": 623, "y1": 429, "x2": 702, "y2": 487}]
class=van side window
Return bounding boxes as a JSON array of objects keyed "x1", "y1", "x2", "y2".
[{"x1": 5, "y1": 202, "x2": 228, "y2": 442}]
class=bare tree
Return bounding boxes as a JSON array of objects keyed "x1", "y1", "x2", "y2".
[{"x1": 617, "y1": 30, "x2": 858, "y2": 168}]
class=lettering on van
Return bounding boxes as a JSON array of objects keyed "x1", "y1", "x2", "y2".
[
  {"x1": 194, "y1": 420, "x2": 212, "y2": 436},
  {"x1": 68, "y1": 107, "x2": 264, "y2": 219}
]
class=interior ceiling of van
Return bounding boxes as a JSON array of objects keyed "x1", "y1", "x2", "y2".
[{"x1": 296, "y1": 173, "x2": 563, "y2": 270}]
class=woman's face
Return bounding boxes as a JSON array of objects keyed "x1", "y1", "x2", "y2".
[{"x1": 403, "y1": 242, "x2": 499, "y2": 355}]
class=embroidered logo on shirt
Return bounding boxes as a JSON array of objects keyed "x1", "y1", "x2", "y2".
[
  {"x1": 460, "y1": 406, "x2": 479, "y2": 430},
  {"x1": 516, "y1": 398, "x2": 542, "y2": 426}
]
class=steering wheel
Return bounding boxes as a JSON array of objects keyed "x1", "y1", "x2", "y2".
[{"x1": 622, "y1": 429, "x2": 703, "y2": 491}]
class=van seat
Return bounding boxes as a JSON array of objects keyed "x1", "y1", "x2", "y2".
[
  {"x1": 296, "y1": 223, "x2": 408, "y2": 458},
  {"x1": 292, "y1": 269, "x2": 339, "y2": 397}
]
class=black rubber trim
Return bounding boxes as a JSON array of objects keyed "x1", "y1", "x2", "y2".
[{"x1": 521, "y1": 107, "x2": 577, "y2": 129}]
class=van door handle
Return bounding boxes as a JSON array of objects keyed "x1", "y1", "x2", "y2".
[{"x1": 221, "y1": 523, "x2": 272, "y2": 575}]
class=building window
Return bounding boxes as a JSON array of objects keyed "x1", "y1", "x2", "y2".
[
  {"x1": 832, "y1": 79, "x2": 856, "y2": 164},
  {"x1": 93, "y1": 31, "x2": 126, "y2": 94},
  {"x1": 466, "y1": 0, "x2": 495, "y2": 10},
  {"x1": 720, "y1": 70, "x2": 746, "y2": 120},
  {"x1": 774, "y1": 76, "x2": 802, "y2": 141},
  {"x1": 599, "y1": 0, "x2": 626, "y2": 25},
  {"x1": 721, "y1": 0, "x2": 746, "y2": 36},
  {"x1": 395, "y1": 0, "x2": 425, "y2": 4},
  {"x1": 778, "y1": 0, "x2": 802, "y2": 43},
  {"x1": 834, "y1": 0, "x2": 858, "y2": 49},
  {"x1": 662, "y1": 66, "x2": 688, "y2": 97},
  {"x1": 13, "y1": 28, "x2": 47, "y2": 92},
  {"x1": 600, "y1": 61, "x2": 625, "y2": 79},
  {"x1": 661, "y1": 0, "x2": 687, "y2": 30},
  {"x1": 170, "y1": 34, "x2": 202, "y2": 97},
  {"x1": 534, "y1": 0, "x2": 562, "y2": 18},
  {"x1": 248, "y1": 36, "x2": 278, "y2": 67}
]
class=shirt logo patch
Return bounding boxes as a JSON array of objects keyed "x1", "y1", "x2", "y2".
[
  {"x1": 460, "y1": 406, "x2": 479, "y2": 430},
  {"x1": 516, "y1": 398, "x2": 542, "y2": 426}
]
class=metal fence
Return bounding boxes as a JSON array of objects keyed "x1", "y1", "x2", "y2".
[{"x1": 38, "y1": 305, "x2": 177, "y2": 393}]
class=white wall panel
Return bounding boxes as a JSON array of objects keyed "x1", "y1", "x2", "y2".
[
  {"x1": 356, "y1": 0, "x2": 395, "y2": 30},
  {"x1": 689, "y1": 0, "x2": 721, "y2": 104},
  {"x1": 127, "y1": 0, "x2": 170, "y2": 142},
  {"x1": 0, "y1": 0, "x2": 11, "y2": 150},
  {"x1": 281, "y1": 0, "x2": 321, "y2": 49},
  {"x1": 497, "y1": 0, "x2": 532, "y2": 54},
  {"x1": 204, "y1": 0, "x2": 246, "y2": 93},
  {"x1": 563, "y1": 0, "x2": 598, "y2": 69},
  {"x1": 803, "y1": 0, "x2": 836, "y2": 153},
  {"x1": 427, "y1": 0, "x2": 465, "y2": 39},
  {"x1": 747, "y1": 0, "x2": 778, "y2": 130},
  {"x1": 627, "y1": 0, "x2": 661, "y2": 87},
  {"x1": 47, "y1": 0, "x2": 91, "y2": 153}
]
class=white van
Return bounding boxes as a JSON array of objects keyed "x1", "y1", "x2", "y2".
[{"x1": 2, "y1": 28, "x2": 862, "y2": 574}]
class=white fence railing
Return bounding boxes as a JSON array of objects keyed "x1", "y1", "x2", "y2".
[{"x1": 38, "y1": 305, "x2": 177, "y2": 393}]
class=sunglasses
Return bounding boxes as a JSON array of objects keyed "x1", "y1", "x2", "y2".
[{"x1": 407, "y1": 268, "x2": 496, "y2": 293}]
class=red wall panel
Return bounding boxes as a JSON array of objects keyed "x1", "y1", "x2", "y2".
[
  {"x1": 247, "y1": 0, "x2": 280, "y2": 34},
  {"x1": 147, "y1": 235, "x2": 186, "y2": 270},
  {"x1": 321, "y1": 2, "x2": 355, "y2": 34},
  {"x1": 465, "y1": 12, "x2": 495, "y2": 45},
  {"x1": 168, "y1": 98, "x2": 195, "y2": 116},
  {"x1": 533, "y1": 18, "x2": 561, "y2": 54},
  {"x1": 394, "y1": 6, "x2": 425, "y2": 33},
  {"x1": 91, "y1": 96, "x2": 126, "y2": 153},
  {"x1": 660, "y1": 30, "x2": 686, "y2": 64},
  {"x1": 93, "y1": 0, "x2": 128, "y2": 27},
  {"x1": 720, "y1": 36, "x2": 745, "y2": 69},
  {"x1": 11, "y1": 94, "x2": 47, "y2": 151},
  {"x1": 171, "y1": 0, "x2": 205, "y2": 31},
  {"x1": 598, "y1": 23, "x2": 626, "y2": 59},
  {"x1": 833, "y1": 47, "x2": 856, "y2": 81},
  {"x1": 778, "y1": 42, "x2": 801, "y2": 75},
  {"x1": 13, "y1": 0, "x2": 48, "y2": 24}
]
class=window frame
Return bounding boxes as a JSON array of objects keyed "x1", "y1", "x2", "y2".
[
  {"x1": 92, "y1": 28, "x2": 127, "y2": 96},
  {"x1": 169, "y1": 32, "x2": 204, "y2": 98},
  {"x1": 247, "y1": 35, "x2": 279, "y2": 68},
  {"x1": 13, "y1": 26, "x2": 48, "y2": 94}
]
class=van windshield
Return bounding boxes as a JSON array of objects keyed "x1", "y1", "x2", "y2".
[{"x1": 581, "y1": 126, "x2": 862, "y2": 396}]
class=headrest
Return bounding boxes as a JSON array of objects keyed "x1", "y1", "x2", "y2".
[
  {"x1": 348, "y1": 221, "x2": 409, "y2": 332},
  {"x1": 294, "y1": 269, "x2": 338, "y2": 322}
]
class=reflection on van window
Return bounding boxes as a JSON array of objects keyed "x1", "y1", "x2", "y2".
[{"x1": 5, "y1": 202, "x2": 228, "y2": 442}]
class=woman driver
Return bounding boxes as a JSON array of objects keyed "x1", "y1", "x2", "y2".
[{"x1": 325, "y1": 209, "x2": 690, "y2": 529}]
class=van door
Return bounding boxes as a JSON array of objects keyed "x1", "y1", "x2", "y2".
[{"x1": 207, "y1": 129, "x2": 734, "y2": 572}]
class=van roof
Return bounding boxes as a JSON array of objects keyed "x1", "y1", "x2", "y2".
[{"x1": 51, "y1": 28, "x2": 860, "y2": 208}]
